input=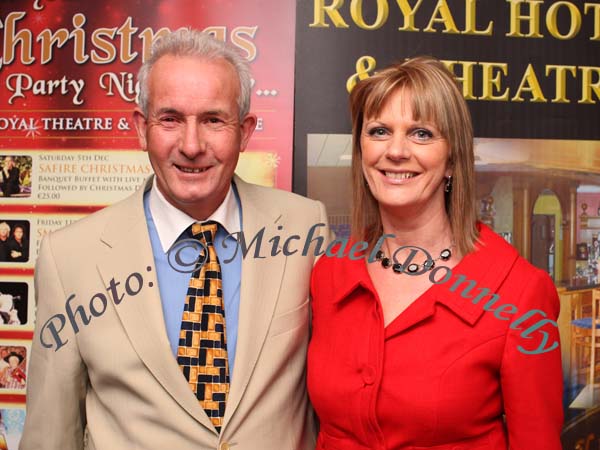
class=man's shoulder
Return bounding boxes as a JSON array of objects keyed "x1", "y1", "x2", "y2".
[
  {"x1": 48, "y1": 187, "x2": 144, "y2": 245},
  {"x1": 237, "y1": 180, "x2": 322, "y2": 214}
]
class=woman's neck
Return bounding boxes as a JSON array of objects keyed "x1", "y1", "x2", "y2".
[{"x1": 379, "y1": 202, "x2": 454, "y2": 255}]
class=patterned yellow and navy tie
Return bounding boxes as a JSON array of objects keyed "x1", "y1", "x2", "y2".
[{"x1": 177, "y1": 221, "x2": 230, "y2": 432}]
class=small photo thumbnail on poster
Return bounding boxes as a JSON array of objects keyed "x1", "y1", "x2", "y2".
[
  {"x1": 0, "y1": 346, "x2": 26, "y2": 391},
  {"x1": 0, "y1": 221, "x2": 29, "y2": 264},
  {"x1": 0, "y1": 283, "x2": 27, "y2": 326},
  {"x1": 0, "y1": 408, "x2": 25, "y2": 450},
  {"x1": 0, "y1": 156, "x2": 31, "y2": 199}
]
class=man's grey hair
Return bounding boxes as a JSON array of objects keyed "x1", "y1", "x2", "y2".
[{"x1": 137, "y1": 28, "x2": 252, "y2": 120}]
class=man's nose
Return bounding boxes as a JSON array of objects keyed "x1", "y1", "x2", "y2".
[{"x1": 180, "y1": 119, "x2": 206, "y2": 158}]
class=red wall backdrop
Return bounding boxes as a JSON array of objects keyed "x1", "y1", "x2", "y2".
[{"x1": 0, "y1": 1, "x2": 295, "y2": 444}]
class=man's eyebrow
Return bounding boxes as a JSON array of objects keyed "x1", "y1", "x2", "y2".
[
  {"x1": 203, "y1": 109, "x2": 228, "y2": 116},
  {"x1": 154, "y1": 107, "x2": 182, "y2": 116},
  {"x1": 153, "y1": 108, "x2": 230, "y2": 117}
]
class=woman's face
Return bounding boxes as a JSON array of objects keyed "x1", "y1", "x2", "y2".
[
  {"x1": 360, "y1": 88, "x2": 451, "y2": 214},
  {"x1": 8, "y1": 356, "x2": 19, "y2": 368}
]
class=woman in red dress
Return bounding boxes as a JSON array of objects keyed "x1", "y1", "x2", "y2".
[{"x1": 308, "y1": 57, "x2": 563, "y2": 450}]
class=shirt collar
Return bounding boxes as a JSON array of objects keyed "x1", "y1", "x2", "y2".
[{"x1": 148, "y1": 177, "x2": 241, "y2": 253}]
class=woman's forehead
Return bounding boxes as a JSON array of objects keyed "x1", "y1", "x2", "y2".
[{"x1": 363, "y1": 87, "x2": 440, "y2": 126}]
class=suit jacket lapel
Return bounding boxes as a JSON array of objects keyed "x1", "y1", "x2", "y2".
[
  {"x1": 95, "y1": 177, "x2": 216, "y2": 432},
  {"x1": 223, "y1": 175, "x2": 288, "y2": 428}
]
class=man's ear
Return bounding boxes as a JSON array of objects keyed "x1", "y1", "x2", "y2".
[
  {"x1": 238, "y1": 113, "x2": 257, "y2": 152},
  {"x1": 133, "y1": 107, "x2": 148, "y2": 151}
]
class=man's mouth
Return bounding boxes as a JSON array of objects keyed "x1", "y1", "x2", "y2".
[{"x1": 175, "y1": 164, "x2": 211, "y2": 173}]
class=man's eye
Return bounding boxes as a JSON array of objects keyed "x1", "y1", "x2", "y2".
[
  {"x1": 207, "y1": 117, "x2": 223, "y2": 124},
  {"x1": 160, "y1": 116, "x2": 177, "y2": 123}
]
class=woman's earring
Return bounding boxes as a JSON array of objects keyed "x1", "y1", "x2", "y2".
[{"x1": 444, "y1": 175, "x2": 453, "y2": 193}]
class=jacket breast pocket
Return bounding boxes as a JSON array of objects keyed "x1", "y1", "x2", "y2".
[{"x1": 268, "y1": 299, "x2": 310, "y2": 337}]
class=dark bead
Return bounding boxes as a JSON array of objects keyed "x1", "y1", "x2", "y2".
[
  {"x1": 381, "y1": 258, "x2": 391, "y2": 268},
  {"x1": 392, "y1": 263, "x2": 403, "y2": 273},
  {"x1": 423, "y1": 259, "x2": 435, "y2": 270},
  {"x1": 440, "y1": 249, "x2": 451, "y2": 260},
  {"x1": 375, "y1": 250, "x2": 384, "y2": 261}
]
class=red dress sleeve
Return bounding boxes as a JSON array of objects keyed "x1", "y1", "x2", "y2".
[{"x1": 500, "y1": 268, "x2": 563, "y2": 449}]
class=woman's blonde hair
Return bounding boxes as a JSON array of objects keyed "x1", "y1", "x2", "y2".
[{"x1": 349, "y1": 56, "x2": 478, "y2": 256}]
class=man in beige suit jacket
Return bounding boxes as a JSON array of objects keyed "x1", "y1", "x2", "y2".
[{"x1": 21, "y1": 29, "x2": 329, "y2": 450}]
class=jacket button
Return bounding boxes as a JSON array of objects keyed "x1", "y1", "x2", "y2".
[
  {"x1": 361, "y1": 365, "x2": 376, "y2": 385},
  {"x1": 219, "y1": 443, "x2": 230, "y2": 450}
]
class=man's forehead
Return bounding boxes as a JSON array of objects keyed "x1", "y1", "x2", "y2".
[
  {"x1": 151, "y1": 54, "x2": 237, "y2": 78},
  {"x1": 149, "y1": 97, "x2": 237, "y2": 115}
]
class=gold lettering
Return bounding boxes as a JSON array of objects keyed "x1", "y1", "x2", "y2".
[
  {"x1": 91, "y1": 28, "x2": 117, "y2": 64},
  {"x1": 463, "y1": 0, "x2": 493, "y2": 35},
  {"x1": 310, "y1": 0, "x2": 349, "y2": 28},
  {"x1": 1, "y1": 12, "x2": 35, "y2": 66},
  {"x1": 512, "y1": 64, "x2": 547, "y2": 102},
  {"x1": 579, "y1": 66, "x2": 600, "y2": 104},
  {"x1": 231, "y1": 26, "x2": 258, "y2": 62},
  {"x1": 70, "y1": 13, "x2": 89, "y2": 63},
  {"x1": 347, "y1": 55, "x2": 377, "y2": 92},
  {"x1": 442, "y1": 60, "x2": 477, "y2": 100},
  {"x1": 506, "y1": 0, "x2": 543, "y2": 38},
  {"x1": 139, "y1": 27, "x2": 171, "y2": 61},
  {"x1": 545, "y1": 65, "x2": 576, "y2": 103},
  {"x1": 350, "y1": 0, "x2": 389, "y2": 30},
  {"x1": 584, "y1": 3, "x2": 600, "y2": 40},
  {"x1": 37, "y1": 28, "x2": 69, "y2": 65},
  {"x1": 202, "y1": 26, "x2": 227, "y2": 42},
  {"x1": 546, "y1": 1, "x2": 582, "y2": 39},
  {"x1": 117, "y1": 17, "x2": 138, "y2": 64},
  {"x1": 423, "y1": 0, "x2": 459, "y2": 33},
  {"x1": 480, "y1": 62, "x2": 509, "y2": 101},
  {"x1": 395, "y1": 0, "x2": 424, "y2": 31}
]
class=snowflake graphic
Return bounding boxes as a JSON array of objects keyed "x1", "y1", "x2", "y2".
[
  {"x1": 32, "y1": 13, "x2": 46, "y2": 24},
  {"x1": 25, "y1": 120, "x2": 41, "y2": 139},
  {"x1": 264, "y1": 153, "x2": 281, "y2": 168}
]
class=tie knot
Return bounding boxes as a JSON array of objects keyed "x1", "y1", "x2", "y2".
[{"x1": 190, "y1": 221, "x2": 218, "y2": 245}]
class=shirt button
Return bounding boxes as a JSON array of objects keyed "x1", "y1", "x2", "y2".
[{"x1": 361, "y1": 365, "x2": 376, "y2": 385}]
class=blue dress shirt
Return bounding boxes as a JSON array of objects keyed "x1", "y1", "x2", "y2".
[{"x1": 143, "y1": 185, "x2": 242, "y2": 377}]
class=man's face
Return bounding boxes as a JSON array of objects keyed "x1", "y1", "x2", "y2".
[{"x1": 134, "y1": 55, "x2": 256, "y2": 219}]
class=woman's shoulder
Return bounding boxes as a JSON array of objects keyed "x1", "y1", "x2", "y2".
[
  {"x1": 475, "y1": 223, "x2": 558, "y2": 314},
  {"x1": 313, "y1": 237, "x2": 369, "y2": 272},
  {"x1": 311, "y1": 238, "x2": 369, "y2": 298},
  {"x1": 478, "y1": 224, "x2": 552, "y2": 281}
]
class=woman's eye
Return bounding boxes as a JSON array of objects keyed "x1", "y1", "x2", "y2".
[
  {"x1": 413, "y1": 128, "x2": 433, "y2": 140},
  {"x1": 368, "y1": 127, "x2": 388, "y2": 137}
]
